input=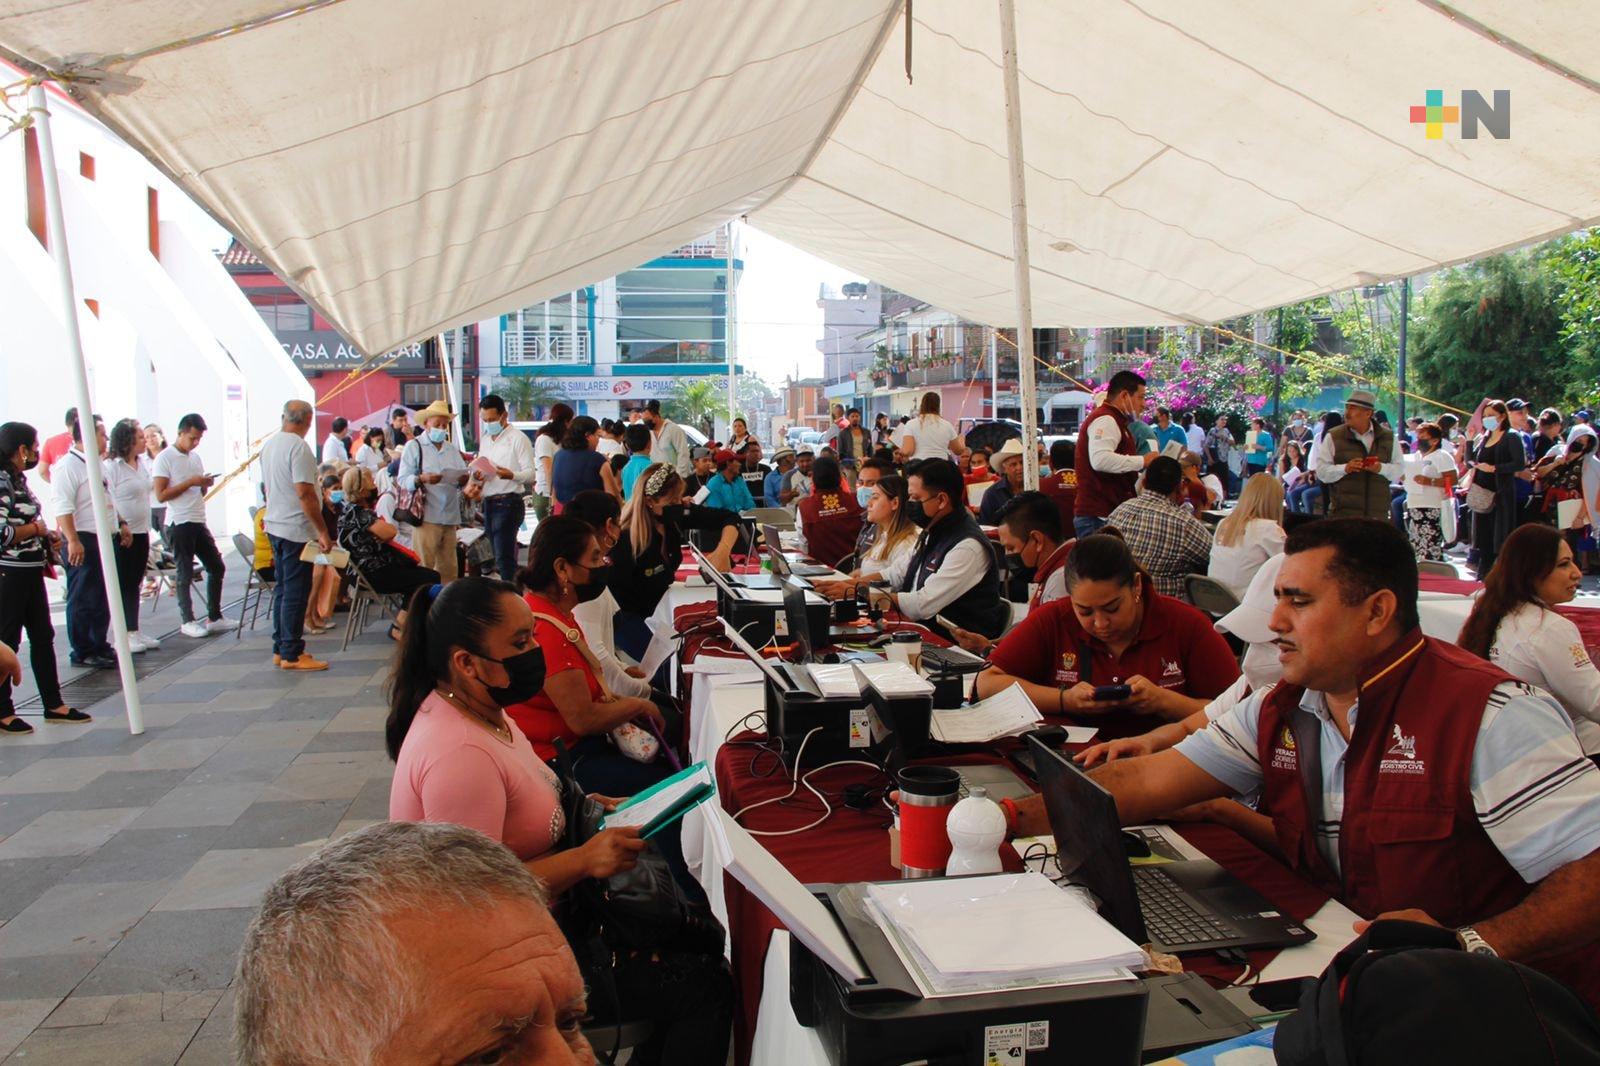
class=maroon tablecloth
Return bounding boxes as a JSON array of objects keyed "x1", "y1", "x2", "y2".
[
  {"x1": 714, "y1": 741, "x2": 1330, "y2": 1066},
  {"x1": 1417, "y1": 574, "x2": 1483, "y2": 596}
]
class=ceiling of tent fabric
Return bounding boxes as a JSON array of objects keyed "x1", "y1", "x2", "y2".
[{"x1": 3, "y1": 0, "x2": 1600, "y2": 354}]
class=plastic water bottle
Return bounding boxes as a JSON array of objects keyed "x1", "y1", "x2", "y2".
[{"x1": 944, "y1": 787, "x2": 1006, "y2": 876}]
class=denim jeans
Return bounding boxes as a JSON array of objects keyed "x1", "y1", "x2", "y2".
[
  {"x1": 1073, "y1": 515, "x2": 1108, "y2": 539},
  {"x1": 168, "y1": 521, "x2": 225, "y2": 624},
  {"x1": 481, "y1": 493, "x2": 525, "y2": 580},
  {"x1": 268, "y1": 534, "x2": 313, "y2": 662},
  {"x1": 64, "y1": 531, "x2": 113, "y2": 662}
]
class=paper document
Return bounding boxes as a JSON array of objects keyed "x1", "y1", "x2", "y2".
[
  {"x1": 737, "y1": 587, "x2": 827, "y2": 605},
  {"x1": 683, "y1": 655, "x2": 765, "y2": 677},
  {"x1": 692, "y1": 485, "x2": 711, "y2": 504},
  {"x1": 706, "y1": 807, "x2": 869, "y2": 983},
  {"x1": 636, "y1": 626, "x2": 679, "y2": 680},
  {"x1": 298, "y1": 545, "x2": 350, "y2": 567},
  {"x1": 854, "y1": 660, "x2": 935, "y2": 696},
  {"x1": 806, "y1": 663, "x2": 864, "y2": 698},
  {"x1": 601, "y1": 761, "x2": 715, "y2": 838},
  {"x1": 864, "y1": 873, "x2": 1143, "y2": 996},
  {"x1": 929, "y1": 683, "x2": 1042, "y2": 744},
  {"x1": 1162, "y1": 440, "x2": 1186, "y2": 459},
  {"x1": 468, "y1": 456, "x2": 498, "y2": 481}
]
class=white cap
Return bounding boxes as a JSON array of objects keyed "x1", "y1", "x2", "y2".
[{"x1": 1214, "y1": 552, "x2": 1285, "y2": 645}]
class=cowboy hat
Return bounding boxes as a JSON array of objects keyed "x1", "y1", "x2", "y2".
[{"x1": 416, "y1": 400, "x2": 454, "y2": 422}]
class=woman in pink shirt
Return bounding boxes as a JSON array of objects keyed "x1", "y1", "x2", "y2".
[{"x1": 386, "y1": 577, "x2": 731, "y2": 1062}]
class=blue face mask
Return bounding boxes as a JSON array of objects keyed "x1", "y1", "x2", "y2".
[
  {"x1": 856, "y1": 485, "x2": 873, "y2": 507},
  {"x1": 1483, "y1": 416, "x2": 1500, "y2": 432},
  {"x1": 427, "y1": 428, "x2": 448, "y2": 444},
  {"x1": 483, "y1": 420, "x2": 506, "y2": 437},
  {"x1": 330, "y1": 490, "x2": 345, "y2": 505}
]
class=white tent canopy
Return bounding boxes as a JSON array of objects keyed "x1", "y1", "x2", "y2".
[{"x1": 4, "y1": 0, "x2": 1599, "y2": 356}]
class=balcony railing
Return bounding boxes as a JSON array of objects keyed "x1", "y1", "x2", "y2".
[{"x1": 502, "y1": 329, "x2": 590, "y2": 367}]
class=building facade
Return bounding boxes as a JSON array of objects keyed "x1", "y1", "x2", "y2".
[{"x1": 473, "y1": 224, "x2": 743, "y2": 421}]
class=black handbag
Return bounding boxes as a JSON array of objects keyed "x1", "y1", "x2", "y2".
[{"x1": 550, "y1": 740, "x2": 724, "y2": 958}]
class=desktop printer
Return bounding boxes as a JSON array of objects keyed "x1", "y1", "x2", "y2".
[{"x1": 790, "y1": 882, "x2": 1149, "y2": 1066}]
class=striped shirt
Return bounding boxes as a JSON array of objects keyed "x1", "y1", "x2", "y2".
[
  {"x1": 1177, "y1": 681, "x2": 1600, "y2": 883},
  {"x1": 0, "y1": 469, "x2": 48, "y2": 569}
]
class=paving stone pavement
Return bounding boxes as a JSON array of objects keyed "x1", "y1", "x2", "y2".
[{"x1": 0, "y1": 611, "x2": 401, "y2": 1063}]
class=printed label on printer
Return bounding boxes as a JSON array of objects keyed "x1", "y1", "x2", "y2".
[
  {"x1": 866, "y1": 705, "x2": 889, "y2": 745},
  {"x1": 983, "y1": 1022, "x2": 1026, "y2": 1064},
  {"x1": 1026, "y1": 1019, "x2": 1049, "y2": 1050},
  {"x1": 848, "y1": 708, "x2": 871, "y2": 748}
]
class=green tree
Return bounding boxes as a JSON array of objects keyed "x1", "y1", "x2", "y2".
[
  {"x1": 1545, "y1": 230, "x2": 1600, "y2": 399},
  {"x1": 663, "y1": 377, "x2": 729, "y2": 436},
  {"x1": 1410, "y1": 252, "x2": 1569, "y2": 411},
  {"x1": 494, "y1": 376, "x2": 564, "y2": 420}
]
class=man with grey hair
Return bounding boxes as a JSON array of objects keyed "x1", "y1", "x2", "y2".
[
  {"x1": 258, "y1": 399, "x2": 333, "y2": 672},
  {"x1": 236, "y1": 821, "x2": 595, "y2": 1065}
]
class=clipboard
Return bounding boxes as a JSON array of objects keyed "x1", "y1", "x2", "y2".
[{"x1": 599, "y1": 761, "x2": 716, "y2": 839}]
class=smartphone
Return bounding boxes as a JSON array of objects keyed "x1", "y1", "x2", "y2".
[
  {"x1": 935, "y1": 613, "x2": 959, "y2": 633},
  {"x1": 1093, "y1": 683, "x2": 1131, "y2": 701}
]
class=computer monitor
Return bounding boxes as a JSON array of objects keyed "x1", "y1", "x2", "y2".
[
  {"x1": 1027, "y1": 735, "x2": 1148, "y2": 944},
  {"x1": 782, "y1": 576, "x2": 814, "y2": 663}
]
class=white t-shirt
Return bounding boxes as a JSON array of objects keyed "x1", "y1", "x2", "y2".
[
  {"x1": 353, "y1": 443, "x2": 386, "y2": 473},
  {"x1": 1403, "y1": 449, "x2": 1455, "y2": 509},
  {"x1": 321, "y1": 433, "x2": 349, "y2": 465},
  {"x1": 152, "y1": 445, "x2": 209, "y2": 525},
  {"x1": 106, "y1": 457, "x2": 152, "y2": 534},
  {"x1": 901, "y1": 415, "x2": 959, "y2": 460},
  {"x1": 260, "y1": 431, "x2": 319, "y2": 543},
  {"x1": 1488, "y1": 602, "x2": 1600, "y2": 755},
  {"x1": 51, "y1": 450, "x2": 113, "y2": 533},
  {"x1": 1207, "y1": 517, "x2": 1286, "y2": 598},
  {"x1": 534, "y1": 434, "x2": 558, "y2": 495},
  {"x1": 596, "y1": 437, "x2": 624, "y2": 458}
]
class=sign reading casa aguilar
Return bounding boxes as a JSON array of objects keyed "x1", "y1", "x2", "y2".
[
  {"x1": 278, "y1": 331, "x2": 428, "y2": 371},
  {"x1": 543, "y1": 376, "x2": 686, "y2": 398}
]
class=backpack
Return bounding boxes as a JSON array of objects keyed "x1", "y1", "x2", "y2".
[{"x1": 1274, "y1": 920, "x2": 1600, "y2": 1066}]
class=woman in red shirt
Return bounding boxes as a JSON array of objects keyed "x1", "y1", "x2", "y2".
[
  {"x1": 505, "y1": 515, "x2": 671, "y2": 795},
  {"x1": 975, "y1": 533, "x2": 1239, "y2": 737}
]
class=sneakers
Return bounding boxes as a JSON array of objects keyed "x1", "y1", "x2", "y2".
[
  {"x1": 179, "y1": 621, "x2": 211, "y2": 639},
  {"x1": 206, "y1": 617, "x2": 238, "y2": 634},
  {"x1": 127, "y1": 632, "x2": 159, "y2": 653},
  {"x1": 279, "y1": 655, "x2": 330, "y2": 672}
]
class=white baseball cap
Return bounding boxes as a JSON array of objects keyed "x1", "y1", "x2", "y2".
[{"x1": 1215, "y1": 552, "x2": 1285, "y2": 645}]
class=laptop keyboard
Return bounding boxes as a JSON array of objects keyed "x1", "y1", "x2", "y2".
[{"x1": 1133, "y1": 866, "x2": 1236, "y2": 948}]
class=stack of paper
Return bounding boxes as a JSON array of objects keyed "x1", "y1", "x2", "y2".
[
  {"x1": 864, "y1": 872, "x2": 1143, "y2": 997},
  {"x1": 855, "y1": 661, "x2": 935, "y2": 697},
  {"x1": 600, "y1": 762, "x2": 715, "y2": 838},
  {"x1": 806, "y1": 663, "x2": 864, "y2": 698},
  {"x1": 929, "y1": 683, "x2": 1042, "y2": 744}
]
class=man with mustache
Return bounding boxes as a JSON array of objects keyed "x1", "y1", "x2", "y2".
[{"x1": 1007, "y1": 518, "x2": 1600, "y2": 1009}]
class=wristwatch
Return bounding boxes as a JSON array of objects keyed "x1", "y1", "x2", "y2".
[{"x1": 1456, "y1": 926, "x2": 1498, "y2": 958}]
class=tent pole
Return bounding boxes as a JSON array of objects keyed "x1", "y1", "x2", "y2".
[
  {"x1": 1397, "y1": 279, "x2": 1409, "y2": 426},
  {"x1": 727, "y1": 220, "x2": 738, "y2": 438},
  {"x1": 28, "y1": 83, "x2": 144, "y2": 735},
  {"x1": 998, "y1": 0, "x2": 1039, "y2": 489}
]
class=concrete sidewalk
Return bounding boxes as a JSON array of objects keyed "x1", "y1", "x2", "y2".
[{"x1": 0, "y1": 605, "x2": 399, "y2": 1063}]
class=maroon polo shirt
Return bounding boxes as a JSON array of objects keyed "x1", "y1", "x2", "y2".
[{"x1": 989, "y1": 575, "x2": 1240, "y2": 736}]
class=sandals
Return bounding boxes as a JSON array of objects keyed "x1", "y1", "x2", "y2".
[
  {"x1": 43, "y1": 707, "x2": 91, "y2": 725},
  {"x1": 0, "y1": 716, "x2": 34, "y2": 735}
]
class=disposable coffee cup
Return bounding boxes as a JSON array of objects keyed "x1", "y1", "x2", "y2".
[{"x1": 889, "y1": 630, "x2": 923, "y2": 673}]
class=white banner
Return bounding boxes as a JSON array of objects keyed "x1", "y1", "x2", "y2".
[{"x1": 540, "y1": 375, "x2": 699, "y2": 399}]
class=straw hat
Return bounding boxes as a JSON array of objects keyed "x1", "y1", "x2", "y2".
[{"x1": 416, "y1": 400, "x2": 453, "y2": 422}]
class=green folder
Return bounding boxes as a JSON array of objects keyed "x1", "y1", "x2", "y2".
[{"x1": 599, "y1": 760, "x2": 717, "y2": 839}]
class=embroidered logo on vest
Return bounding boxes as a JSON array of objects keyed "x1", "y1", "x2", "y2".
[
  {"x1": 1380, "y1": 725, "x2": 1426, "y2": 775},
  {"x1": 1056, "y1": 651, "x2": 1079, "y2": 684},
  {"x1": 1270, "y1": 725, "x2": 1297, "y2": 771}
]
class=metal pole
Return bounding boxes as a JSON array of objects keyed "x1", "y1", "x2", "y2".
[
  {"x1": 998, "y1": 0, "x2": 1039, "y2": 489},
  {"x1": 1397, "y1": 279, "x2": 1410, "y2": 425},
  {"x1": 727, "y1": 220, "x2": 738, "y2": 437},
  {"x1": 1272, "y1": 307, "x2": 1284, "y2": 424},
  {"x1": 28, "y1": 83, "x2": 144, "y2": 735},
  {"x1": 989, "y1": 326, "x2": 999, "y2": 417}
]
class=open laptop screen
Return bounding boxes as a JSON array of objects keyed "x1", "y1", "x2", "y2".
[
  {"x1": 782, "y1": 577, "x2": 814, "y2": 663},
  {"x1": 762, "y1": 524, "x2": 791, "y2": 577},
  {"x1": 1027, "y1": 735, "x2": 1148, "y2": 944}
]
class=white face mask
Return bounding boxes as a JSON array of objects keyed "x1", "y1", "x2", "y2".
[{"x1": 1241, "y1": 641, "x2": 1284, "y2": 691}]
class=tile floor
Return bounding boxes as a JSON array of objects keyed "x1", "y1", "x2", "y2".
[{"x1": 0, "y1": 598, "x2": 398, "y2": 1063}]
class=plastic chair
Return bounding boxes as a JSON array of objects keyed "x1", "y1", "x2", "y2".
[
  {"x1": 232, "y1": 533, "x2": 275, "y2": 638},
  {"x1": 1184, "y1": 574, "x2": 1242, "y2": 618},
  {"x1": 1417, "y1": 560, "x2": 1459, "y2": 578}
]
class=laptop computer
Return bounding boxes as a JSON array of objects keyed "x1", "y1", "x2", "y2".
[
  {"x1": 1029, "y1": 736, "x2": 1315, "y2": 956},
  {"x1": 782, "y1": 575, "x2": 885, "y2": 645},
  {"x1": 762, "y1": 523, "x2": 834, "y2": 577}
]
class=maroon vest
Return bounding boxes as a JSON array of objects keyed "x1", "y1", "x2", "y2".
[
  {"x1": 1038, "y1": 468, "x2": 1077, "y2": 530},
  {"x1": 1258, "y1": 633, "x2": 1600, "y2": 1008},
  {"x1": 797, "y1": 489, "x2": 863, "y2": 570},
  {"x1": 1073, "y1": 404, "x2": 1139, "y2": 519}
]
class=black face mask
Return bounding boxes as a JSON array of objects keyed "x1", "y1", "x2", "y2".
[
  {"x1": 906, "y1": 499, "x2": 930, "y2": 528},
  {"x1": 21, "y1": 450, "x2": 38, "y2": 471},
  {"x1": 1005, "y1": 552, "x2": 1036, "y2": 584},
  {"x1": 575, "y1": 563, "x2": 611, "y2": 603},
  {"x1": 478, "y1": 647, "x2": 546, "y2": 706}
]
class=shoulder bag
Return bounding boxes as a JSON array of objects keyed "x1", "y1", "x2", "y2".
[
  {"x1": 392, "y1": 441, "x2": 427, "y2": 526},
  {"x1": 1464, "y1": 438, "x2": 1496, "y2": 514}
]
